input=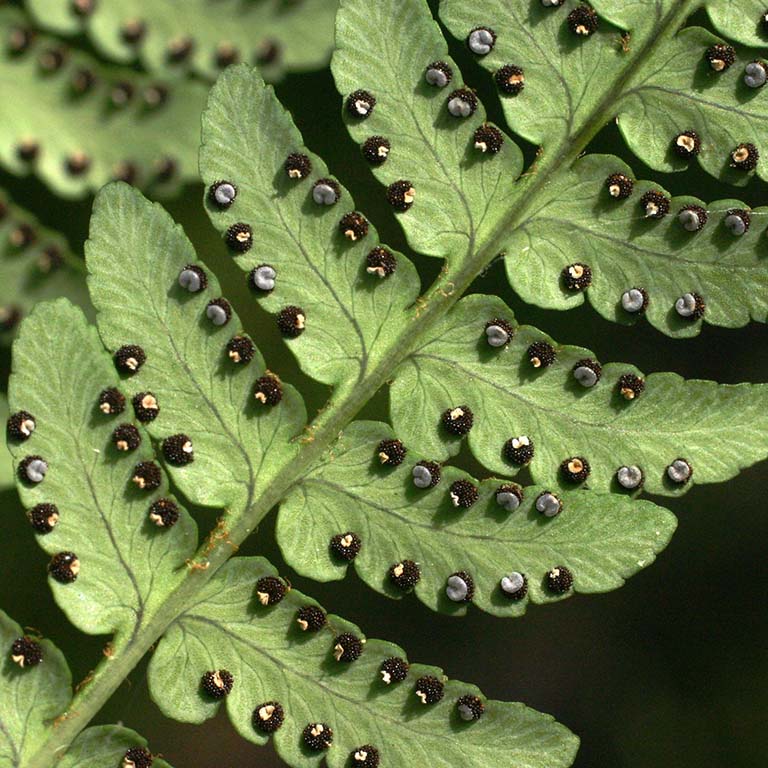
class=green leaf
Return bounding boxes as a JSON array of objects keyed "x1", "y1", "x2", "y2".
[
  {"x1": 24, "y1": 0, "x2": 339, "y2": 81},
  {"x1": 277, "y1": 421, "x2": 677, "y2": 616},
  {"x1": 200, "y1": 66, "x2": 421, "y2": 387},
  {"x1": 1, "y1": 609, "x2": 170, "y2": 768},
  {"x1": 332, "y1": 0, "x2": 523, "y2": 262},
  {"x1": 389, "y1": 294, "x2": 768, "y2": 496},
  {"x1": 149, "y1": 556, "x2": 579, "y2": 767},
  {"x1": 86, "y1": 183, "x2": 307, "y2": 513},
  {"x1": 704, "y1": 0, "x2": 768, "y2": 48},
  {"x1": 0, "y1": 394, "x2": 13, "y2": 489},
  {"x1": 0, "y1": 188, "x2": 89, "y2": 345},
  {"x1": 504, "y1": 154, "x2": 768, "y2": 335},
  {"x1": 7, "y1": 299, "x2": 197, "y2": 636},
  {"x1": 0, "y1": 8, "x2": 207, "y2": 198}
]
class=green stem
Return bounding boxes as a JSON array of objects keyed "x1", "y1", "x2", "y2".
[{"x1": 26, "y1": 4, "x2": 698, "y2": 765}]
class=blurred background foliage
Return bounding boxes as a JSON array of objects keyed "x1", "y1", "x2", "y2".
[{"x1": 0, "y1": 1, "x2": 766, "y2": 767}]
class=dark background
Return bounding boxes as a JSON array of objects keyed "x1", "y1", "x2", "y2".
[{"x1": 2, "y1": 4, "x2": 767, "y2": 766}]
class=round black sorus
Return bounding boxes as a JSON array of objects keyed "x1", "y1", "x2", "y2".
[
  {"x1": 541, "y1": 0, "x2": 566, "y2": 6},
  {"x1": 561, "y1": 456, "x2": 590, "y2": 483},
  {"x1": 387, "y1": 180, "x2": 415, "y2": 212},
  {"x1": 11, "y1": 636, "x2": 43, "y2": 668},
  {"x1": 48, "y1": 551, "x2": 80, "y2": 583},
  {"x1": 249, "y1": 264, "x2": 277, "y2": 292},
  {"x1": 640, "y1": 190, "x2": 670, "y2": 219},
  {"x1": 28, "y1": 503, "x2": 60, "y2": 534},
  {"x1": 535, "y1": 491, "x2": 562, "y2": 517},
  {"x1": 744, "y1": 59, "x2": 768, "y2": 88},
  {"x1": 71, "y1": 0, "x2": 96, "y2": 17},
  {"x1": 377, "y1": 438, "x2": 407, "y2": 466},
  {"x1": 705, "y1": 44, "x2": 735, "y2": 72},
  {"x1": 730, "y1": 143, "x2": 759, "y2": 171},
  {"x1": 495, "y1": 64, "x2": 525, "y2": 95},
  {"x1": 546, "y1": 565, "x2": 574, "y2": 594},
  {"x1": 673, "y1": 130, "x2": 701, "y2": 158},
  {"x1": 473, "y1": 124, "x2": 504, "y2": 155},
  {"x1": 253, "y1": 374, "x2": 283, "y2": 406},
  {"x1": 678, "y1": 205, "x2": 708, "y2": 232},
  {"x1": 226, "y1": 335, "x2": 255, "y2": 365},
  {"x1": 132, "y1": 461, "x2": 162, "y2": 490},
  {"x1": 616, "y1": 465, "x2": 644, "y2": 490},
  {"x1": 573, "y1": 358, "x2": 602, "y2": 387},
  {"x1": 339, "y1": 211, "x2": 369, "y2": 242},
  {"x1": 303, "y1": 723, "x2": 333, "y2": 751},
  {"x1": 71, "y1": 68, "x2": 97, "y2": 94},
  {"x1": 120, "y1": 18, "x2": 146, "y2": 45},
  {"x1": 503, "y1": 435, "x2": 534, "y2": 465},
  {"x1": 200, "y1": 669, "x2": 234, "y2": 699},
  {"x1": 527, "y1": 341, "x2": 556, "y2": 368},
  {"x1": 333, "y1": 632, "x2": 364, "y2": 662},
  {"x1": 255, "y1": 38, "x2": 281, "y2": 65},
  {"x1": 10, "y1": 222, "x2": 36, "y2": 247},
  {"x1": 366, "y1": 246, "x2": 397, "y2": 278},
  {"x1": 447, "y1": 88, "x2": 478, "y2": 118},
  {"x1": 8, "y1": 26, "x2": 34, "y2": 55},
  {"x1": 412, "y1": 460, "x2": 441, "y2": 488},
  {"x1": 65, "y1": 151, "x2": 91, "y2": 176},
  {"x1": 620, "y1": 287, "x2": 649, "y2": 314},
  {"x1": 132, "y1": 392, "x2": 159, "y2": 423},
  {"x1": 415, "y1": 675, "x2": 444, "y2": 705},
  {"x1": 143, "y1": 84, "x2": 169, "y2": 108},
  {"x1": 562, "y1": 262, "x2": 592, "y2": 291},
  {"x1": 312, "y1": 178, "x2": 341, "y2": 205},
  {"x1": 484, "y1": 317, "x2": 515, "y2": 347},
  {"x1": 284, "y1": 152, "x2": 312, "y2": 180},
  {"x1": 122, "y1": 747, "x2": 153, "y2": 768},
  {"x1": 675, "y1": 291, "x2": 706, "y2": 320},
  {"x1": 446, "y1": 570, "x2": 475, "y2": 602},
  {"x1": 112, "y1": 424, "x2": 141, "y2": 452},
  {"x1": 449, "y1": 480, "x2": 479, "y2": 509},
  {"x1": 255, "y1": 575, "x2": 287, "y2": 606},
  {"x1": 456, "y1": 694, "x2": 485, "y2": 722},
  {"x1": 98, "y1": 387, "x2": 126, "y2": 415},
  {"x1": 276, "y1": 306, "x2": 306, "y2": 338},
  {"x1": 389, "y1": 559, "x2": 421, "y2": 590},
  {"x1": 762, "y1": 9, "x2": 768, "y2": 33},
  {"x1": 7, "y1": 410, "x2": 36, "y2": 441},
  {"x1": 206, "y1": 298, "x2": 232, "y2": 327},
  {"x1": 380, "y1": 656, "x2": 409, "y2": 684},
  {"x1": 0, "y1": 305, "x2": 22, "y2": 332},
  {"x1": 113, "y1": 161, "x2": 138, "y2": 184},
  {"x1": 166, "y1": 35, "x2": 194, "y2": 63},
  {"x1": 425, "y1": 60, "x2": 453, "y2": 88},
  {"x1": 346, "y1": 89, "x2": 376, "y2": 119},
  {"x1": 18, "y1": 455, "x2": 48, "y2": 484},
  {"x1": 253, "y1": 701, "x2": 285, "y2": 734},
  {"x1": 114, "y1": 345, "x2": 146, "y2": 375},
  {"x1": 110, "y1": 81, "x2": 135, "y2": 107},
  {"x1": 667, "y1": 458, "x2": 693, "y2": 484},
  {"x1": 38, "y1": 46, "x2": 68, "y2": 73},
  {"x1": 724, "y1": 208, "x2": 751, "y2": 236},
  {"x1": 16, "y1": 139, "x2": 40, "y2": 162},
  {"x1": 148, "y1": 498, "x2": 180, "y2": 528},
  {"x1": 162, "y1": 434, "x2": 194, "y2": 466},
  {"x1": 351, "y1": 745, "x2": 380, "y2": 768},
  {"x1": 495, "y1": 483, "x2": 523, "y2": 512},
  {"x1": 617, "y1": 373, "x2": 645, "y2": 401},
  {"x1": 38, "y1": 244, "x2": 64, "y2": 273},
  {"x1": 215, "y1": 42, "x2": 240, "y2": 68},
  {"x1": 208, "y1": 180, "x2": 237, "y2": 209},
  {"x1": 500, "y1": 571, "x2": 528, "y2": 600},
  {"x1": 567, "y1": 4, "x2": 599, "y2": 36},
  {"x1": 154, "y1": 156, "x2": 177, "y2": 183},
  {"x1": 296, "y1": 605, "x2": 327, "y2": 632},
  {"x1": 441, "y1": 405, "x2": 474, "y2": 436},
  {"x1": 329, "y1": 531, "x2": 361, "y2": 561},
  {"x1": 467, "y1": 26, "x2": 497, "y2": 55},
  {"x1": 179, "y1": 264, "x2": 208, "y2": 293},
  {"x1": 362, "y1": 135, "x2": 391, "y2": 165},
  {"x1": 225, "y1": 222, "x2": 253, "y2": 253}
]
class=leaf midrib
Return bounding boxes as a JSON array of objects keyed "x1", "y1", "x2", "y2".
[{"x1": 26, "y1": 3, "x2": 700, "y2": 763}]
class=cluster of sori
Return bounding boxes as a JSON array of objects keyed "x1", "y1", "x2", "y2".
[
  {"x1": 61, "y1": 0, "x2": 281, "y2": 70},
  {"x1": 6, "y1": 21, "x2": 177, "y2": 186},
  {"x1": 0, "y1": 202, "x2": 64, "y2": 333}
]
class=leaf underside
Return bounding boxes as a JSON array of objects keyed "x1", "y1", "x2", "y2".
[
  {"x1": 149, "y1": 556, "x2": 579, "y2": 768},
  {"x1": 24, "y1": 0, "x2": 339, "y2": 81}
]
